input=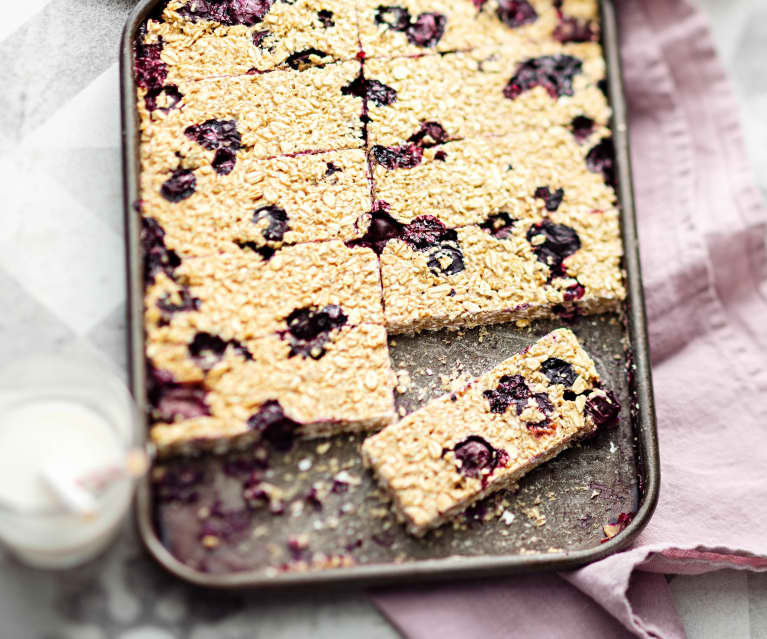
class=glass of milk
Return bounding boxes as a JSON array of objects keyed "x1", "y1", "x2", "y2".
[{"x1": 0, "y1": 354, "x2": 139, "y2": 569}]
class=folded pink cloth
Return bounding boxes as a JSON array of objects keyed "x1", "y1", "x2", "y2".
[{"x1": 371, "y1": 0, "x2": 767, "y2": 636}]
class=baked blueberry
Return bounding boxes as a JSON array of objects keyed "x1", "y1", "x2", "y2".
[
  {"x1": 427, "y1": 244, "x2": 464, "y2": 276},
  {"x1": 185, "y1": 119, "x2": 242, "y2": 152},
  {"x1": 586, "y1": 390, "x2": 621, "y2": 429},
  {"x1": 504, "y1": 55, "x2": 583, "y2": 100},
  {"x1": 534, "y1": 186, "x2": 564, "y2": 211},
  {"x1": 479, "y1": 212, "x2": 516, "y2": 239},
  {"x1": 247, "y1": 400, "x2": 300, "y2": 451},
  {"x1": 253, "y1": 205, "x2": 289, "y2": 242},
  {"x1": 586, "y1": 138, "x2": 617, "y2": 188},
  {"x1": 161, "y1": 168, "x2": 196, "y2": 202},
  {"x1": 406, "y1": 12, "x2": 446, "y2": 47},
  {"x1": 540, "y1": 357, "x2": 577, "y2": 387},
  {"x1": 483, "y1": 374, "x2": 531, "y2": 414},
  {"x1": 342, "y1": 73, "x2": 397, "y2": 106},
  {"x1": 496, "y1": 0, "x2": 538, "y2": 28},
  {"x1": 526, "y1": 219, "x2": 581, "y2": 277},
  {"x1": 571, "y1": 115, "x2": 595, "y2": 143},
  {"x1": 452, "y1": 436, "x2": 506, "y2": 479},
  {"x1": 141, "y1": 217, "x2": 181, "y2": 284},
  {"x1": 147, "y1": 366, "x2": 210, "y2": 422},
  {"x1": 144, "y1": 85, "x2": 183, "y2": 113},
  {"x1": 188, "y1": 332, "x2": 252, "y2": 369},
  {"x1": 284, "y1": 305, "x2": 348, "y2": 359},
  {"x1": 317, "y1": 9, "x2": 334, "y2": 27},
  {"x1": 407, "y1": 121, "x2": 448, "y2": 147},
  {"x1": 283, "y1": 48, "x2": 331, "y2": 70},
  {"x1": 372, "y1": 143, "x2": 423, "y2": 169},
  {"x1": 178, "y1": 0, "x2": 275, "y2": 26}
]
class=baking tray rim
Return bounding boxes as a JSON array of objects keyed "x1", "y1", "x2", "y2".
[{"x1": 120, "y1": 0, "x2": 660, "y2": 589}]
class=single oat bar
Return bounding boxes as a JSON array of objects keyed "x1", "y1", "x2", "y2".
[
  {"x1": 140, "y1": 0, "x2": 359, "y2": 82},
  {"x1": 371, "y1": 127, "x2": 616, "y2": 229},
  {"x1": 143, "y1": 240, "x2": 385, "y2": 340},
  {"x1": 139, "y1": 148, "x2": 370, "y2": 256},
  {"x1": 149, "y1": 323, "x2": 396, "y2": 455},
  {"x1": 137, "y1": 60, "x2": 364, "y2": 160},
  {"x1": 357, "y1": 0, "x2": 598, "y2": 58},
  {"x1": 361, "y1": 328, "x2": 619, "y2": 536},
  {"x1": 378, "y1": 210, "x2": 625, "y2": 333},
  {"x1": 365, "y1": 42, "x2": 608, "y2": 147}
]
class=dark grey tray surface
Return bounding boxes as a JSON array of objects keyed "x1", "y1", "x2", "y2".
[{"x1": 121, "y1": 0, "x2": 659, "y2": 587}]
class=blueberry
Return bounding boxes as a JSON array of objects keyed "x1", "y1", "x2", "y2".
[
  {"x1": 188, "y1": 332, "x2": 251, "y2": 369},
  {"x1": 427, "y1": 244, "x2": 465, "y2": 276},
  {"x1": 540, "y1": 357, "x2": 577, "y2": 387},
  {"x1": 554, "y1": 16, "x2": 596, "y2": 43},
  {"x1": 452, "y1": 436, "x2": 504, "y2": 478},
  {"x1": 483, "y1": 374, "x2": 531, "y2": 414},
  {"x1": 563, "y1": 282, "x2": 585, "y2": 301},
  {"x1": 156, "y1": 288, "x2": 200, "y2": 323},
  {"x1": 234, "y1": 240, "x2": 276, "y2": 261},
  {"x1": 496, "y1": 0, "x2": 538, "y2": 28},
  {"x1": 526, "y1": 419, "x2": 554, "y2": 436},
  {"x1": 526, "y1": 219, "x2": 581, "y2": 276},
  {"x1": 161, "y1": 168, "x2": 196, "y2": 202},
  {"x1": 346, "y1": 204, "x2": 404, "y2": 255},
  {"x1": 374, "y1": 6, "x2": 446, "y2": 47},
  {"x1": 283, "y1": 48, "x2": 330, "y2": 70},
  {"x1": 342, "y1": 74, "x2": 397, "y2": 106},
  {"x1": 147, "y1": 366, "x2": 210, "y2": 422},
  {"x1": 134, "y1": 40, "x2": 167, "y2": 90},
  {"x1": 247, "y1": 400, "x2": 300, "y2": 450},
  {"x1": 407, "y1": 121, "x2": 448, "y2": 147},
  {"x1": 348, "y1": 209, "x2": 462, "y2": 268},
  {"x1": 144, "y1": 85, "x2": 183, "y2": 113},
  {"x1": 372, "y1": 143, "x2": 423, "y2": 169},
  {"x1": 375, "y1": 5, "x2": 412, "y2": 31},
  {"x1": 571, "y1": 115, "x2": 595, "y2": 143},
  {"x1": 253, "y1": 205, "x2": 289, "y2": 242},
  {"x1": 534, "y1": 186, "x2": 564, "y2": 211},
  {"x1": 434, "y1": 150, "x2": 447, "y2": 161},
  {"x1": 586, "y1": 138, "x2": 617, "y2": 188},
  {"x1": 141, "y1": 217, "x2": 181, "y2": 284},
  {"x1": 401, "y1": 215, "x2": 456, "y2": 250},
  {"x1": 479, "y1": 212, "x2": 516, "y2": 239},
  {"x1": 185, "y1": 119, "x2": 241, "y2": 152},
  {"x1": 317, "y1": 9, "x2": 334, "y2": 27},
  {"x1": 406, "y1": 12, "x2": 446, "y2": 47},
  {"x1": 284, "y1": 305, "x2": 348, "y2": 359},
  {"x1": 211, "y1": 148, "x2": 236, "y2": 175},
  {"x1": 585, "y1": 390, "x2": 620, "y2": 429},
  {"x1": 178, "y1": 0, "x2": 275, "y2": 26},
  {"x1": 324, "y1": 162, "x2": 342, "y2": 177},
  {"x1": 504, "y1": 55, "x2": 583, "y2": 100},
  {"x1": 252, "y1": 29, "x2": 270, "y2": 48}
]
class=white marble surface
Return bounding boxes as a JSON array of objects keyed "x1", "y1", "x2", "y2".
[{"x1": 0, "y1": 0, "x2": 764, "y2": 637}]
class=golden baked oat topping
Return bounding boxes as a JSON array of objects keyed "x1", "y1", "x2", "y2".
[{"x1": 135, "y1": 0, "x2": 623, "y2": 454}]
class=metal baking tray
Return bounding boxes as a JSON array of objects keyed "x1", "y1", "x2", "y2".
[{"x1": 121, "y1": 0, "x2": 659, "y2": 587}]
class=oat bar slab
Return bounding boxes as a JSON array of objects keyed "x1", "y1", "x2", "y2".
[
  {"x1": 364, "y1": 42, "x2": 609, "y2": 147},
  {"x1": 143, "y1": 240, "x2": 384, "y2": 340},
  {"x1": 149, "y1": 323, "x2": 395, "y2": 455},
  {"x1": 140, "y1": 148, "x2": 370, "y2": 256},
  {"x1": 371, "y1": 127, "x2": 616, "y2": 229},
  {"x1": 377, "y1": 210, "x2": 624, "y2": 333},
  {"x1": 137, "y1": 61, "x2": 364, "y2": 160},
  {"x1": 361, "y1": 328, "x2": 619, "y2": 536},
  {"x1": 140, "y1": 0, "x2": 359, "y2": 82}
]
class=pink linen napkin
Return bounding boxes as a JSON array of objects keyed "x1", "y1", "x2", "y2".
[{"x1": 371, "y1": 0, "x2": 767, "y2": 636}]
